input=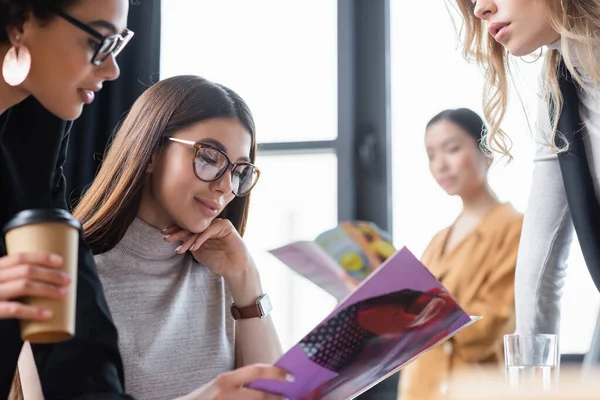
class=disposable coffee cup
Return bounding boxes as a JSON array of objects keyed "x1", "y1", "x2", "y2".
[{"x1": 3, "y1": 209, "x2": 81, "y2": 343}]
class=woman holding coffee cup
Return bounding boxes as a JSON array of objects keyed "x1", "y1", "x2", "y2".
[
  {"x1": 1, "y1": 1, "x2": 288, "y2": 399},
  {"x1": 69, "y1": 75, "x2": 285, "y2": 400},
  {"x1": 0, "y1": 1, "x2": 133, "y2": 398}
]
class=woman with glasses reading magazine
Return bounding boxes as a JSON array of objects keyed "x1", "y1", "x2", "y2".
[{"x1": 70, "y1": 75, "x2": 285, "y2": 400}]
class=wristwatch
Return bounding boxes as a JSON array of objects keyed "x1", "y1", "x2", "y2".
[{"x1": 230, "y1": 293, "x2": 273, "y2": 320}]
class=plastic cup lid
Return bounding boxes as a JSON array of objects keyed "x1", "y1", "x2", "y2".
[{"x1": 3, "y1": 208, "x2": 82, "y2": 234}]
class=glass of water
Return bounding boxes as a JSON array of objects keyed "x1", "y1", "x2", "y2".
[{"x1": 504, "y1": 334, "x2": 559, "y2": 392}]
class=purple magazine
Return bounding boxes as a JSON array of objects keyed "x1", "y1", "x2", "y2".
[{"x1": 249, "y1": 246, "x2": 479, "y2": 400}]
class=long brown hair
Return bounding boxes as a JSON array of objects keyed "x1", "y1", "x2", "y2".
[
  {"x1": 73, "y1": 75, "x2": 257, "y2": 254},
  {"x1": 452, "y1": 0, "x2": 600, "y2": 157}
]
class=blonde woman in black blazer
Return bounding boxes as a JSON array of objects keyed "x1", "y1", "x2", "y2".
[{"x1": 449, "y1": 0, "x2": 600, "y2": 336}]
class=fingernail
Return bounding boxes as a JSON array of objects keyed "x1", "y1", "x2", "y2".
[
  {"x1": 161, "y1": 228, "x2": 168, "y2": 233},
  {"x1": 163, "y1": 235, "x2": 171, "y2": 240},
  {"x1": 191, "y1": 244, "x2": 198, "y2": 252},
  {"x1": 286, "y1": 374, "x2": 295, "y2": 382},
  {"x1": 175, "y1": 245, "x2": 182, "y2": 253},
  {"x1": 49, "y1": 254, "x2": 62, "y2": 264},
  {"x1": 61, "y1": 273, "x2": 71, "y2": 282},
  {"x1": 59, "y1": 287, "x2": 69, "y2": 295},
  {"x1": 41, "y1": 309, "x2": 53, "y2": 318}
]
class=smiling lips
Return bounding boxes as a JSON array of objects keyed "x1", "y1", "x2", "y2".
[
  {"x1": 78, "y1": 89, "x2": 95, "y2": 104},
  {"x1": 438, "y1": 176, "x2": 456, "y2": 188},
  {"x1": 194, "y1": 197, "x2": 221, "y2": 218},
  {"x1": 78, "y1": 86, "x2": 101, "y2": 105}
]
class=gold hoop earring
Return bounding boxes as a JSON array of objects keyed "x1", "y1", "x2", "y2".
[
  {"x1": 2, "y1": 35, "x2": 31, "y2": 86},
  {"x1": 519, "y1": 48, "x2": 543, "y2": 64}
]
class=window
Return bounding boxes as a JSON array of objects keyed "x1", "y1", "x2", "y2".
[
  {"x1": 245, "y1": 153, "x2": 338, "y2": 348},
  {"x1": 161, "y1": 0, "x2": 337, "y2": 144},
  {"x1": 161, "y1": 0, "x2": 339, "y2": 350},
  {"x1": 390, "y1": 1, "x2": 599, "y2": 354}
]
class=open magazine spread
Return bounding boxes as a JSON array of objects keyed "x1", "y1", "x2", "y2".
[
  {"x1": 251, "y1": 240, "x2": 480, "y2": 400},
  {"x1": 269, "y1": 221, "x2": 397, "y2": 301}
]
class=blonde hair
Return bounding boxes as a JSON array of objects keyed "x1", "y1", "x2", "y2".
[
  {"x1": 453, "y1": 0, "x2": 600, "y2": 157},
  {"x1": 10, "y1": 370, "x2": 24, "y2": 400}
]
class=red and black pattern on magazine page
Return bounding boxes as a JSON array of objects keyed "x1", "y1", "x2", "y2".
[{"x1": 298, "y1": 288, "x2": 463, "y2": 400}]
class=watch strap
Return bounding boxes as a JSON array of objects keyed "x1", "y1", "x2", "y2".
[
  {"x1": 230, "y1": 293, "x2": 272, "y2": 320},
  {"x1": 230, "y1": 303, "x2": 262, "y2": 320}
]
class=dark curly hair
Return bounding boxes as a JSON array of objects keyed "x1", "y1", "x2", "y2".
[{"x1": 0, "y1": 0, "x2": 80, "y2": 42}]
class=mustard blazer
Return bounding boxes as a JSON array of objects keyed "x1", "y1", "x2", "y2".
[{"x1": 399, "y1": 203, "x2": 523, "y2": 400}]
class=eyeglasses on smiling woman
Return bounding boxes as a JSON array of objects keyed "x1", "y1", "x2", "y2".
[
  {"x1": 168, "y1": 138, "x2": 260, "y2": 197},
  {"x1": 49, "y1": 6, "x2": 134, "y2": 65}
]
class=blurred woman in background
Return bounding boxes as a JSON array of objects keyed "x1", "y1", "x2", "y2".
[{"x1": 398, "y1": 108, "x2": 523, "y2": 400}]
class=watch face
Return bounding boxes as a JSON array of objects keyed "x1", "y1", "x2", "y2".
[{"x1": 258, "y1": 294, "x2": 273, "y2": 316}]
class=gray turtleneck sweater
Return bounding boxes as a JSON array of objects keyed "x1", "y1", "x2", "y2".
[{"x1": 95, "y1": 218, "x2": 235, "y2": 399}]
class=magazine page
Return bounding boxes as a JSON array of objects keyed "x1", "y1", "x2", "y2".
[
  {"x1": 249, "y1": 247, "x2": 479, "y2": 400},
  {"x1": 314, "y1": 221, "x2": 396, "y2": 282},
  {"x1": 269, "y1": 241, "x2": 357, "y2": 301}
]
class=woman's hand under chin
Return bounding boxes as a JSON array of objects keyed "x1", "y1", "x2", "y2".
[{"x1": 161, "y1": 218, "x2": 256, "y2": 283}]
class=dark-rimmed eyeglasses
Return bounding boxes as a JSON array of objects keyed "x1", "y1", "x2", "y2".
[
  {"x1": 169, "y1": 138, "x2": 260, "y2": 197},
  {"x1": 50, "y1": 7, "x2": 134, "y2": 66}
]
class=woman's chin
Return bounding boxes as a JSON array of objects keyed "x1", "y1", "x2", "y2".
[
  {"x1": 508, "y1": 47, "x2": 534, "y2": 58},
  {"x1": 46, "y1": 102, "x2": 84, "y2": 121},
  {"x1": 177, "y1": 218, "x2": 212, "y2": 235},
  {"x1": 506, "y1": 41, "x2": 544, "y2": 58},
  {"x1": 442, "y1": 188, "x2": 459, "y2": 196}
]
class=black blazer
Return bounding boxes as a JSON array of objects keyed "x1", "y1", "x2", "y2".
[
  {"x1": 554, "y1": 62, "x2": 600, "y2": 293},
  {"x1": 0, "y1": 97, "x2": 132, "y2": 399}
]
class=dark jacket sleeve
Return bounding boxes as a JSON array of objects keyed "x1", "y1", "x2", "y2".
[{"x1": 30, "y1": 123, "x2": 134, "y2": 399}]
